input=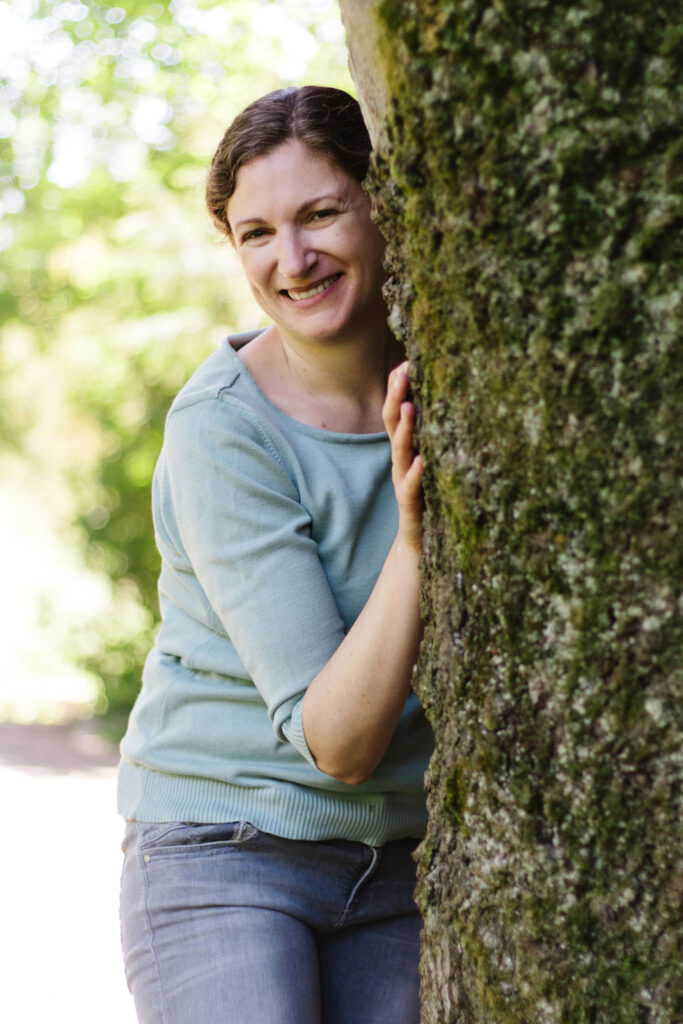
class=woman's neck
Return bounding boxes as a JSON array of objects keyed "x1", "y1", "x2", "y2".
[{"x1": 238, "y1": 324, "x2": 404, "y2": 434}]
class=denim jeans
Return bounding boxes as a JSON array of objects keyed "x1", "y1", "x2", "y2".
[{"x1": 120, "y1": 821, "x2": 422, "y2": 1024}]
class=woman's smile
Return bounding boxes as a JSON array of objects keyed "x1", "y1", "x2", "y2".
[{"x1": 282, "y1": 272, "x2": 344, "y2": 303}]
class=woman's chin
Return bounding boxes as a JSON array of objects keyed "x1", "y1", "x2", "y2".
[{"x1": 276, "y1": 298, "x2": 386, "y2": 348}]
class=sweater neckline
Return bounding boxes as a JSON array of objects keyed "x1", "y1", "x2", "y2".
[{"x1": 223, "y1": 336, "x2": 390, "y2": 444}]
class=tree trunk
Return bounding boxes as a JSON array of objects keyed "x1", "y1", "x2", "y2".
[{"x1": 339, "y1": 2, "x2": 683, "y2": 1022}]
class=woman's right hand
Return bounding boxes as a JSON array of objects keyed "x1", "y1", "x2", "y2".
[{"x1": 383, "y1": 361, "x2": 424, "y2": 556}]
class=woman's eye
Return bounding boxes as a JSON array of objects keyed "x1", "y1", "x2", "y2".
[
  {"x1": 241, "y1": 228, "x2": 269, "y2": 243},
  {"x1": 311, "y1": 208, "x2": 338, "y2": 222}
]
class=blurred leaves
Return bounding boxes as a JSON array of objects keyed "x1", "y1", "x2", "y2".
[{"x1": 0, "y1": 0, "x2": 352, "y2": 728}]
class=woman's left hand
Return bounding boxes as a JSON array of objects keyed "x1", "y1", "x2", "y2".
[
  {"x1": 383, "y1": 361, "x2": 424, "y2": 555},
  {"x1": 304, "y1": 360, "x2": 424, "y2": 784}
]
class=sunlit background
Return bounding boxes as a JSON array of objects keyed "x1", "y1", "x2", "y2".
[
  {"x1": 1, "y1": 2, "x2": 352, "y2": 1020},
  {"x1": 1, "y1": 0, "x2": 353, "y2": 727}
]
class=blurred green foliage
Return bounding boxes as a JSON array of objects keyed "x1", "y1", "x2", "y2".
[{"x1": 1, "y1": 0, "x2": 352, "y2": 732}]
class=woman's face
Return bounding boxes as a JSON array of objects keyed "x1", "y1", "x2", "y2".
[{"x1": 226, "y1": 139, "x2": 387, "y2": 347}]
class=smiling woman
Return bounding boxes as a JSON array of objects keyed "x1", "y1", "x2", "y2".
[{"x1": 117, "y1": 87, "x2": 432, "y2": 1024}]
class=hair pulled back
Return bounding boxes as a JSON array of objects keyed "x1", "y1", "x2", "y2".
[{"x1": 206, "y1": 86, "x2": 372, "y2": 238}]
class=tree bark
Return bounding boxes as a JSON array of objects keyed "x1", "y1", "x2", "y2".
[{"x1": 339, "y1": 2, "x2": 683, "y2": 1022}]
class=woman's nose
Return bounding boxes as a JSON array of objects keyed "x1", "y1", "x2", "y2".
[{"x1": 277, "y1": 228, "x2": 317, "y2": 280}]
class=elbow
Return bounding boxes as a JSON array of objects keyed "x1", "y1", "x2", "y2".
[
  {"x1": 314, "y1": 756, "x2": 373, "y2": 786},
  {"x1": 336, "y1": 769, "x2": 372, "y2": 787},
  {"x1": 302, "y1": 701, "x2": 380, "y2": 784}
]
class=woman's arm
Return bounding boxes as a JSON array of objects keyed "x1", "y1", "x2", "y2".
[{"x1": 302, "y1": 362, "x2": 424, "y2": 784}]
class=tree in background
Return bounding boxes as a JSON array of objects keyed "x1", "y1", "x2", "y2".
[
  {"x1": 1, "y1": 0, "x2": 352, "y2": 727},
  {"x1": 340, "y1": 1, "x2": 682, "y2": 1021}
]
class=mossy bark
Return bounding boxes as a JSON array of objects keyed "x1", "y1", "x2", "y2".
[{"x1": 339, "y1": 2, "x2": 683, "y2": 1021}]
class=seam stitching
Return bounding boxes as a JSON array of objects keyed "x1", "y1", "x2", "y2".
[{"x1": 334, "y1": 845, "x2": 381, "y2": 929}]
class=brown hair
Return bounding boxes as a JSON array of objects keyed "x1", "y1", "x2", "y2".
[{"x1": 206, "y1": 86, "x2": 372, "y2": 239}]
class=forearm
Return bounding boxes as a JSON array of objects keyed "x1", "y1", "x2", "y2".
[{"x1": 302, "y1": 534, "x2": 422, "y2": 784}]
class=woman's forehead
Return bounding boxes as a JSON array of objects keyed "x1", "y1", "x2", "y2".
[{"x1": 228, "y1": 140, "x2": 361, "y2": 223}]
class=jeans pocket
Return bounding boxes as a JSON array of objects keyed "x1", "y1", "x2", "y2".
[{"x1": 137, "y1": 820, "x2": 261, "y2": 857}]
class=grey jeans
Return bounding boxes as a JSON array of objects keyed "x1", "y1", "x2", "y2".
[{"x1": 120, "y1": 820, "x2": 422, "y2": 1024}]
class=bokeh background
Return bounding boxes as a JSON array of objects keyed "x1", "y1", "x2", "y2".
[
  {"x1": 1, "y1": 0, "x2": 352, "y2": 728},
  {"x1": 1, "y1": 2, "x2": 352, "y2": 1020}
]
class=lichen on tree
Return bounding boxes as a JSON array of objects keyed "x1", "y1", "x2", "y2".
[{"x1": 339, "y1": 1, "x2": 683, "y2": 1021}]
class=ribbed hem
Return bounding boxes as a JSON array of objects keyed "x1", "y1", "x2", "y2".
[{"x1": 117, "y1": 761, "x2": 427, "y2": 847}]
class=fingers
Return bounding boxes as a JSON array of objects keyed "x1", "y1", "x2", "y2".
[
  {"x1": 385, "y1": 361, "x2": 422, "y2": 487},
  {"x1": 385, "y1": 361, "x2": 423, "y2": 553},
  {"x1": 382, "y1": 361, "x2": 411, "y2": 441},
  {"x1": 392, "y1": 400, "x2": 417, "y2": 478},
  {"x1": 385, "y1": 362, "x2": 417, "y2": 467},
  {"x1": 384, "y1": 361, "x2": 418, "y2": 476}
]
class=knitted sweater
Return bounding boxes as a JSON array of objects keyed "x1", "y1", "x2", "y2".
[{"x1": 117, "y1": 334, "x2": 432, "y2": 845}]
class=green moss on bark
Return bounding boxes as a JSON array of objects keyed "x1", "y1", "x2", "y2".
[{"x1": 367, "y1": 2, "x2": 683, "y2": 1021}]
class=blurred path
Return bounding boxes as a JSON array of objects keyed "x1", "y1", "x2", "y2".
[{"x1": 0, "y1": 721, "x2": 138, "y2": 1024}]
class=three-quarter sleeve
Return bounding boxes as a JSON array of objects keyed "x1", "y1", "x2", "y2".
[{"x1": 159, "y1": 395, "x2": 347, "y2": 765}]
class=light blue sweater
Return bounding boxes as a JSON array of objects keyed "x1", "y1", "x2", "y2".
[{"x1": 118, "y1": 334, "x2": 432, "y2": 845}]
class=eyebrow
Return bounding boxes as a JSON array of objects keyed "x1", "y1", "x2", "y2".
[{"x1": 232, "y1": 194, "x2": 347, "y2": 231}]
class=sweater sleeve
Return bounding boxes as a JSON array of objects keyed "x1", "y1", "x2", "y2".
[{"x1": 160, "y1": 395, "x2": 346, "y2": 766}]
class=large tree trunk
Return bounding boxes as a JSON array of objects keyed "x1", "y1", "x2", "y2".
[{"x1": 339, "y1": 2, "x2": 683, "y2": 1022}]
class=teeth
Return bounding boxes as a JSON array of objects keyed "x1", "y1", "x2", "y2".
[{"x1": 288, "y1": 274, "x2": 340, "y2": 301}]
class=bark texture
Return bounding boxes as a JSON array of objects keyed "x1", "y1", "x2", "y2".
[{"x1": 339, "y1": 2, "x2": 683, "y2": 1022}]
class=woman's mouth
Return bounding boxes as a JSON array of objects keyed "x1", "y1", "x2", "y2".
[{"x1": 283, "y1": 273, "x2": 343, "y2": 302}]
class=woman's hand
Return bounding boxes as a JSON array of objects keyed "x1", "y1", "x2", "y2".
[
  {"x1": 383, "y1": 361, "x2": 424, "y2": 555},
  {"x1": 302, "y1": 360, "x2": 425, "y2": 785}
]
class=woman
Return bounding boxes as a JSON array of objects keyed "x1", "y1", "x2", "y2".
[{"x1": 118, "y1": 85, "x2": 432, "y2": 1024}]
